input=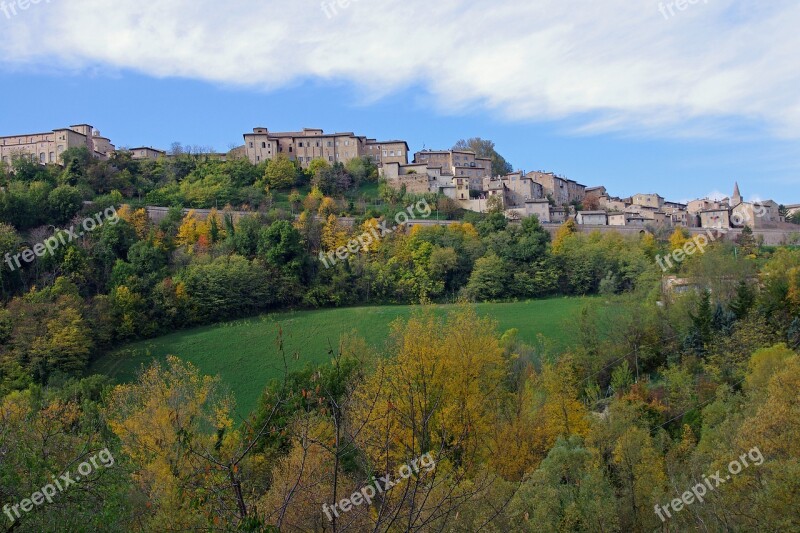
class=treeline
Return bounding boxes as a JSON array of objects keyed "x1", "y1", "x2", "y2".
[
  {"x1": 0, "y1": 194, "x2": 661, "y2": 389},
  {"x1": 2, "y1": 259, "x2": 799, "y2": 530}
]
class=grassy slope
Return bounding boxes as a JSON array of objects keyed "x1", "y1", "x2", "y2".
[{"x1": 91, "y1": 297, "x2": 595, "y2": 418}]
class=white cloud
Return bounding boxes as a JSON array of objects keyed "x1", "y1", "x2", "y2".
[{"x1": 1, "y1": 0, "x2": 799, "y2": 138}]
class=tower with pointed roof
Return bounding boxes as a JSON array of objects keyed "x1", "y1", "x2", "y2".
[{"x1": 732, "y1": 182, "x2": 743, "y2": 206}]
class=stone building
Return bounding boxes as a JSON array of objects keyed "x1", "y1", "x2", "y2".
[
  {"x1": 632, "y1": 193, "x2": 665, "y2": 209},
  {"x1": 502, "y1": 171, "x2": 545, "y2": 207},
  {"x1": 413, "y1": 150, "x2": 492, "y2": 190},
  {"x1": 365, "y1": 140, "x2": 409, "y2": 166},
  {"x1": 243, "y1": 127, "x2": 408, "y2": 169},
  {"x1": 128, "y1": 147, "x2": 166, "y2": 160},
  {"x1": 0, "y1": 124, "x2": 115, "y2": 167},
  {"x1": 576, "y1": 211, "x2": 609, "y2": 225},
  {"x1": 527, "y1": 171, "x2": 586, "y2": 206}
]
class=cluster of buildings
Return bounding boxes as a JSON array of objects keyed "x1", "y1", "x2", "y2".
[
  {"x1": 1, "y1": 122, "x2": 791, "y2": 231},
  {"x1": 380, "y1": 145, "x2": 785, "y2": 230},
  {"x1": 243, "y1": 127, "x2": 409, "y2": 168},
  {"x1": 0, "y1": 123, "x2": 165, "y2": 166}
]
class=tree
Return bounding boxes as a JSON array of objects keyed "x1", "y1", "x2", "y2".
[
  {"x1": 668, "y1": 227, "x2": 690, "y2": 252},
  {"x1": 313, "y1": 162, "x2": 353, "y2": 195},
  {"x1": 349, "y1": 308, "x2": 508, "y2": 529},
  {"x1": 552, "y1": 219, "x2": 578, "y2": 254},
  {"x1": 737, "y1": 225, "x2": 758, "y2": 256},
  {"x1": 264, "y1": 155, "x2": 298, "y2": 189},
  {"x1": 453, "y1": 138, "x2": 513, "y2": 176},
  {"x1": 463, "y1": 253, "x2": 510, "y2": 301},
  {"x1": 306, "y1": 158, "x2": 330, "y2": 180},
  {"x1": 258, "y1": 220, "x2": 305, "y2": 278},
  {"x1": 104, "y1": 356, "x2": 241, "y2": 529},
  {"x1": 477, "y1": 211, "x2": 508, "y2": 236},
  {"x1": 47, "y1": 185, "x2": 83, "y2": 225},
  {"x1": 508, "y1": 437, "x2": 619, "y2": 532}
]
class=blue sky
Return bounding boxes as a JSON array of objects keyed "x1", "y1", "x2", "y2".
[{"x1": 1, "y1": 0, "x2": 798, "y2": 204}]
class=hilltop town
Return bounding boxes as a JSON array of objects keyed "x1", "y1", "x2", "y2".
[{"x1": 2, "y1": 122, "x2": 798, "y2": 233}]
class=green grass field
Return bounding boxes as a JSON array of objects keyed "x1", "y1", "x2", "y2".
[{"x1": 91, "y1": 298, "x2": 596, "y2": 418}]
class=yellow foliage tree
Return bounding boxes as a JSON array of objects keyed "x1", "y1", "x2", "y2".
[
  {"x1": 303, "y1": 186, "x2": 324, "y2": 212},
  {"x1": 538, "y1": 360, "x2": 591, "y2": 446},
  {"x1": 104, "y1": 356, "x2": 241, "y2": 530},
  {"x1": 176, "y1": 210, "x2": 209, "y2": 248},
  {"x1": 351, "y1": 307, "x2": 507, "y2": 470},
  {"x1": 552, "y1": 219, "x2": 578, "y2": 254},
  {"x1": 318, "y1": 197, "x2": 338, "y2": 218},
  {"x1": 669, "y1": 227, "x2": 691, "y2": 252},
  {"x1": 321, "y1": 214, "x2": 349, "y2": 253}
]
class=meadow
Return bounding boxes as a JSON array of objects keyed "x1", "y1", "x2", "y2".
[{"x1": 91, "y1": 297, "x2": 597, "y2": 418}]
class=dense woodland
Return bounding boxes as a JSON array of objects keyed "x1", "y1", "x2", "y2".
[{"x1": 1, "y1": 149, "x2": 799, "y2": 531}]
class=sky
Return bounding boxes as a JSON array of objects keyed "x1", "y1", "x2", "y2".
[{"x1": 0, "y1": 0, "x2": 798, "y2": 203}]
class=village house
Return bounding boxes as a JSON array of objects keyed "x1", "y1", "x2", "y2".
[
  {"x1": 127, "y1": 147, "x2": 166, "y2": 160},
  {"x1": 0, "y1": 124, "x2": 115, "y2": 166},
  {"x1": 576, "y1": 211, "x2": 608, "y2": 225},
  {"x1": 412, "y1": 150, "x2": 492, "y2": 190},
  {"x1": 243, "y1": 126, "x2": 409, "y2": 169},
  {"x1": 527, "y1": 171, "x2": 586, "y2": 206}
]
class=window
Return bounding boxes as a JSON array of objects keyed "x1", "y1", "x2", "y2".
[
  {"x1": 390, "y1": 150, "x2": 395, "y2": 156},
  {"x1": 256, "y1": 156, "x2": 261, "y2": 162},
  {"x1": 262, "y1": 142, "x2": 266, "y2": 148},
  {"x1": 49, "y1": 152, "x2": 54, "y2": 162},
  {"x1": 249, "y1": 142, "x2": 254, "y2": 148},
  {"x1": 327, "y1": 141, "x2": 333, "y2": 147},
  {"x1": 344, "y1": 140, "x2": 350, "y2": 146},
  {"x1": 39, "y1": 153, "x2": 45, "y2": 163},
  {"x1": 289, "y1": 146, "x2": 293, "y2": 152},
  {"x1": 298, "y1": 142, "x2": 304, "y2": 147},
  {"x1": 329, "y1": 156, "x2": 333, "y2": 162},
  {"x1": 383, "y1": 150, "x2": 388, "y2": 157},
  {"x1": 316, "y1": 142, "x2": 320, "y2": 147}
]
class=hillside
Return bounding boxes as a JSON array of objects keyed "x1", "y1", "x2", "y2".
[{"x1": 91, "y1": 297, "x2": 596, "y2": 418}]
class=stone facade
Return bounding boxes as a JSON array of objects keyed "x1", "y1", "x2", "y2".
[
  {"x1": 365, "y1": 140, "x2": 409, "y2": 166},
  {"x1": 128, "y1": 147, "x2": 166, "y2": 160},
  {"x1": 576, "y1": 211, "x2": 608, "y2": 225},
  {"x1": 413, "y1": 150, "x2": 492, "y2": 190},
  {"x1": 632, "y1": 193, "x2": 665, "y2": 209},
  {"x1": 244, "y1": 127, "x2": 407, "y2": 169},
  {"x1": 527, "y1": 171, "x2": 586, "y2": 206},
  {"x1": 501, "y1": 171, "x2": 545, "y2": 207},
  {"x1": 0, "y1": 124, "x2": 115, "y2": 167}
]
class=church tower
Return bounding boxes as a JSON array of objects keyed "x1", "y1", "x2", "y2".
[{"x1": 732, "y1": 182, "x2": 742, "y2": 206}]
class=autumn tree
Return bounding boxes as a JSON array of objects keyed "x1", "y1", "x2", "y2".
[
  {"x1": 453, "y1": 138, "x2": 513, "y2": 177},
  {"x1": 349, "y1": 307, "x2": 510, "y2": 530},
  {"x1": 264, "y1": 154, "x2": 298, "y2": 190}
]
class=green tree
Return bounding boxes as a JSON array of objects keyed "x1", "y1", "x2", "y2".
[
  {"x1": 463, "y1": 253, "x2": 510, "y2": 301},
  {"x1": 47, "y1": 184, "x2": 83, "y2": 225},
  {"x1": 508, "y1": 437, "x2": 619, "y2": 532},
  {"x1": 453, "y1": 137, "x2": 513, "y2": 176},
  {"x1": 263, "y1": 155, "x2": 298, "y2": 189}
]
